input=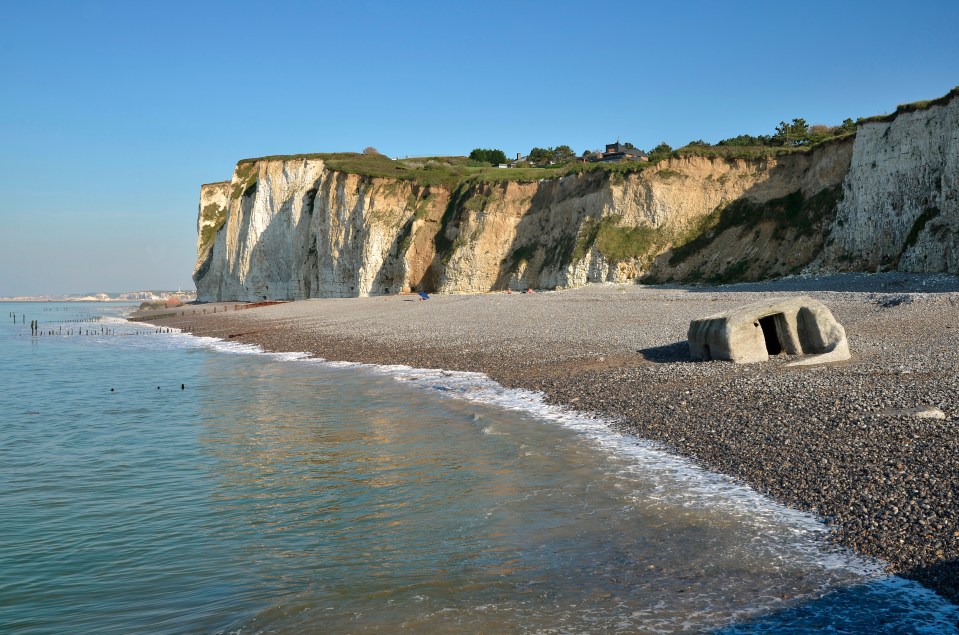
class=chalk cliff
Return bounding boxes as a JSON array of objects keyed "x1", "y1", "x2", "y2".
[
  {"x1": 194, "y1": 90, "x2": 958, "y2": 301},
  {"x1": 194, "y1": 160, "x2": 451, "y2": 301},
  {"x1": 814, "y1": 91, "x2": 959, "y2": 273}
]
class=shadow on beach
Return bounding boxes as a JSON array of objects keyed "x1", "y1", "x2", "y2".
[
  {"x1": 710, "y1": 577, "x2": 958, "y2": 633},
  {"x1": 638, "y1": 340, "x2": 691, "y2": 363},
  {"x1": 902, "y1": 558, "x2": 959, "y2": 607},
  {"x1": 648, "y1": 272, "x2": 959, "y2": 295}
]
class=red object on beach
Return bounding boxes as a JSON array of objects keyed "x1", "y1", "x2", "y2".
[{"x1": 165, "y1": 297, "x2": 184, "y2": 308}]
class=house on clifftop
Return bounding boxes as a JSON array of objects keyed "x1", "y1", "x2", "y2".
[{"x1": 591, "y1": 142, "x2": 649, "y2": 163}]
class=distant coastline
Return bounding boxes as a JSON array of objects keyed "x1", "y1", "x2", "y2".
[
  {"x1": 1, "y1": 298, "x2": 137, "y2": 303},
  {"x1": 1, "y1": 290, "x2": 196, "y2": 303}
]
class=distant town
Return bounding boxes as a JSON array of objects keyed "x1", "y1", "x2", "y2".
[{"x1": 0, "y1": 289, "x2": 197, "y2": 303}]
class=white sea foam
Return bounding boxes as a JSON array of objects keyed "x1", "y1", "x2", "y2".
[
  {"x1": 321, "y1": 363, "x2": 830, "y2": 525},
  {"x1": 103, "y1": 317, "x2": 312, "y2": 362}
]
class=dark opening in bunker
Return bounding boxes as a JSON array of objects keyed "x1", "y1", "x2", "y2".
[{"x1": 759, "y1": 314, "x2": 783, "y2": 355}]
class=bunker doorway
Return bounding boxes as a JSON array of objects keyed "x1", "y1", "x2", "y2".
[{"x1": 758, "y1": 314, "x2": 784, "y2": 356}]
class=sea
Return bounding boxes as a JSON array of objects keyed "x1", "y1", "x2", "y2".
[{"x1": 1, "y1": 301, "x2": 956, "y2": 634}]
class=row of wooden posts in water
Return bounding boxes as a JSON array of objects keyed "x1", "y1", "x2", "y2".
[
  {"x1": 12, "y1": 301, "x2": 285, "y2": 336},
  {"x1": 24, "y1": 328, "x2": 176, "y2": 336},
  {"x1": 10, "y1": 316, "x2": 175, "y2": 337},
  {"x1": 11, "y1": 311, "x2": 175, "y2": 336},
  {"x1": 11, "y1": 311, "x2": 103, "y2": 324},
  {"x1": 22, "y1": 327, "x2": 177, "y2": 336}
]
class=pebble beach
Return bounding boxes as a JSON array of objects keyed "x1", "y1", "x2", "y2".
[{"x1": 139, "y1": 273, "x2": 959, "y2": 605}]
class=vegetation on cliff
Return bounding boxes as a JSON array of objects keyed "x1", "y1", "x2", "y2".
[
  {"x1": 235, "y1": 152, "x2": 484, "y2": 189},
  {"x1": 857, "y1": 85, "x2": 959, "y2": 124},
  {"x1": 667, "y1": 186, "x2": 842, "y2": 269},
  {"x1": 230, "y1": 163, "x2": 258, "y2": 199},
  {"x1": 468, "y1": 148, "x2": 508, "y2": 165},
  {"x1": 573, "y1": 216, "x2": 661, "y2": 266},
  {"x1": 229, "y1": 136, "x2": 839, "y2": 192},
  {"x1": 199, "y1": 202, "x2": 226, "y2": 254}
]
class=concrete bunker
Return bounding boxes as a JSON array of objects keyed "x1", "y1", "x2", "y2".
[{"x1": 687, "y1": 296, "x2": 850, "y2": 365}]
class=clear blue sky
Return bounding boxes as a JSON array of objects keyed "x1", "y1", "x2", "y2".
[{"x1": 1, "y1": 0, "x2": 956, "y2": 296}]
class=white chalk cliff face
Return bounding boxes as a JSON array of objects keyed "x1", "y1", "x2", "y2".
[
  {"x1": 194, "y1": 92, "x2": 959, "y2": 301},
  {"x1": 814, "y1": 95, "x2": 959, "y2": 273},
  {"x1": 195, "y1": 159, "x2": 447, "y2": 301}
]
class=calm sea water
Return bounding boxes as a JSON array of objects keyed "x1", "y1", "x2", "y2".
[{"x1": 1, "y1": 302, "x2": 956, "y2": 634}]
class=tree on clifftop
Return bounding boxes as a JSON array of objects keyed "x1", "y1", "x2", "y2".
[
  {"x1": 717, "y1": 116, "x2": 854, "y2": 149},
  {"x1": 528, "y1": 147, "x2": 552, "y2": 166},
  {"x1": 469, "y1": 148, "x2": 508, "y2": 165},
  {"x1": 647, "y1": 142, "x2": 673, "y2": 162},
  {"x1": 553, "y1": 145, "x2": 576, "y2": 163},
  {"x1": 717, "y1": 133, "x2": 773, "y2": 147},
  {"x1": 527, "y1": 146, "x2": 576, "y2": 166},
  {"x1": 773, "y1": 119, "x2": 810, "y2": 146}
]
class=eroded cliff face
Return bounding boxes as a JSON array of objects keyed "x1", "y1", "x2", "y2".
[
  {"x1": 642, "y1": 141, "x2": 851, "y2": 284},
  {"x1": 195, "y1": 150, "x2": 851, "y2": 300},
  {"x1": 194, "y1": 91, "x2": 958, "y2": 300},
  {"x1": 194, "y1": 159, "x2": 448, "y2": 301},
  {"x1": 814, "y1": 95, "x2": 959, "y2": 274},
  {"x1": 437, "y1": 143, "x2": 852, "y2": 292}
]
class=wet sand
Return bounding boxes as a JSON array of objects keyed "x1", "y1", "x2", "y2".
[{"x1": 138, "y1": 273, "x2": 959, "y2": 604}]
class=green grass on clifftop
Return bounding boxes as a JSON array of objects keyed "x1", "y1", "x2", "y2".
[
  {"x1": 233, "y1": 151, "x2": 671, "y2": 189},
  {"x1": 857, "y1": 86, "x2": 959, "y2": 125},
  {"x1": 231, "y1": 141, "x2": 853, "y2": 190},
  {"x1": 236, "y1": 152, "x2": 490, "y2": 189}
]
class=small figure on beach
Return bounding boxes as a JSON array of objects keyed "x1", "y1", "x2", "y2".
[{"x1": 526, "y1": 288, "x2": 535, "y2": 294}]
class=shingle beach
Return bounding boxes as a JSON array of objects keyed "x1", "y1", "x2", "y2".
[{"x1": 140, "y1": 273, "x2": 959, "y2": 604}]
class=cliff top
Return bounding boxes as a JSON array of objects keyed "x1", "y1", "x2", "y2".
[
  {"x1": 235, "y1": 152, "x2": 489, "y2": 189},
  {"x1": 225, "y1": 86, "x2": 956, "y2": 189},
  {"x1": 233, "y1": 152, "x2": 612, "y2": 189},
  {"x1": 857, "y1": 86, "x2": 959, "y2": 125},
  {"x1": 227, "y1": 142, "x2": 843, "y2": 191}
]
